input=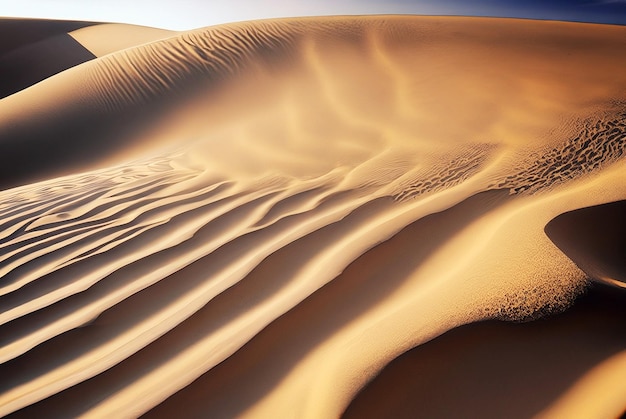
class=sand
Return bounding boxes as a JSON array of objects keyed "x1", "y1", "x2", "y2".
[
  {"x1": 0, "y1": 18, "x2": 98, "y2": 99},
  {"x1": 343, "y1": 283, "x2": 626, "y2": 418},
  {"x1": 0, "y1": 18, "x2": 97, "y2": 55},
  {"x1": 69, "y1": 24, "x2": 175, "y2": 57},
  {"x1": 0, "y1": 15, "x2": 624, "y2": 418}
]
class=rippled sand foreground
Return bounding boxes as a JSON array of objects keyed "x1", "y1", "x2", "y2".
[{"x1": 0, "y1": 16, "x2": 625, "y2": 418}]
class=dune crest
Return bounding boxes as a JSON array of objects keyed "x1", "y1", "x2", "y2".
[
  {"x1": 0, "y1": 16, "x2": 625, "y2": 418},
  {"x1": 546, "y1": 200, "x2": 626, "y2": 288},
  {"x1": 0, "y1": 18, "x2": 98, "y2": 99},
  {"x1": 69, "y1": 24, "x2": 175, "y2": 57}
]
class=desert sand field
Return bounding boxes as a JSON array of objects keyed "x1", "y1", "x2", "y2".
[{"x1": 0, "y1": 15, "x2": 624, "y2": 418}]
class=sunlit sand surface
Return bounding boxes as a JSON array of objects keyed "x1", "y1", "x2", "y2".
[
  {"x1": 0, "y1": 16, "x2": 624, "y2": 418},
  {"x1": 69, "y1": 24, "x2": 175, "y2": 57}
]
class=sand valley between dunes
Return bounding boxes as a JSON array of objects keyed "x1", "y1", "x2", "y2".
[{"x1": 0, "y1": 15, "x2": 625, "y2": 418}]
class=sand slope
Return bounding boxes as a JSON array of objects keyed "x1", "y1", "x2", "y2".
[
  {"x1": 0, "y1": 19, "x2": 173, "y2": 100},
  {"x1": 343, "y1": 283, "x2": 626, "y2": 419},
  {"x1": 0, "y1": 16, "x2": 625, "y2": 418},
  {"x1": 546, "y1": 200, "x2": 626, "y2": 288},
  {"x1": 0, "y1": 19, "x2": 97, "y2": 99},
  {"x1": 0, "y1": 18, "x2": 97, "y2": 55},
  {"x1": 69, "y1": 23, "x2": 175, "y2": 57}
]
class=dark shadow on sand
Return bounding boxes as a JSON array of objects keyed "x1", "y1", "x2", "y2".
[
  {"x1": 546, "y1": 200, "x2": 626, "y2": 287},
  {"x1": 343, "y1": 282, "x2": 626, "y2": 419},
  {"x1": 0, "y1": 18, "x2": 97, "y2": 56},
  {"x1": 0, "y1": 33, "x2": 96, "y2": 99}
]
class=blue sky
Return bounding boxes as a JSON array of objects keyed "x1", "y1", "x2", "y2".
[{"x1": 1, "y1": 0, "x2": 626, "y2": 30}]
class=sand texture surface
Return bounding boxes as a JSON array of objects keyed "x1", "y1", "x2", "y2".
[{"x1": 0, "y1": 16, "x2": 625, "y2": 418}]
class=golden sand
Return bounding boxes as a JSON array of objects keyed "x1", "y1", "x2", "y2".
[{"x1": 0, "y1": 16, "x2": 624, "y2": 418}]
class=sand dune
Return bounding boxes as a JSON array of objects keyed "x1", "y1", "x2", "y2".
[
  {"x1": 0, "y1": 16, "x2": 625, "y2": 418},
  {"x1": 0, "y1": 18, "x2": 97, "y2": 55},
  {"x1": 69, "y1": 23, "x2": 175, "y2": 57},
  {"x1": 546, "y1": 200, "x2": 626, "y2": 288},
  {"x1": 343, "y1": 283, "x2": 626, "y2": 419},
  {"x1": 0, "y1": 18, "x2": 98, "y2": 99}
]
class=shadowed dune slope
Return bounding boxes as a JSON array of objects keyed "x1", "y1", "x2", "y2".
[
  {"x1": 546, "y1": 200, "x2": 626, "y2": 288},
  {"x1": 343, "y1": 283, "x2": 626, "y2": 419},
  {"x1": 0, "y1": 19, "x2": 104, "y2": 99},
  {"x1": 0, "y1": 18, "x2": 97, "y2": 55},
  {"x1": 0, "y1": 16, "x2": 625, "y2": 418},
  {"x1": 0, "y1": 21, "x2": 176, "y2": 100},
  {"x1": 0, "y1": 34, "x2": 96, "y2": 99}
]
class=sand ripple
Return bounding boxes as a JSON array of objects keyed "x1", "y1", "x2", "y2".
[{"x1": 0, "y1": 16, "x2": 625, "y2": 418}]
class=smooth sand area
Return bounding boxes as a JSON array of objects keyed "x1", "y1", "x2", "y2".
[
  {"x1": 0, "y1": 16, "x2": 624, "y2": 418},
  {"x1": 69, "y1": 24, "x2": 175, "y2": 57}
]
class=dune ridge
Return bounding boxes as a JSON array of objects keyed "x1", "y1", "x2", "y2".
[
  {"x1": 0, "y1": 33, "x2": 95, "y2": 99},
  {"x1": 546, "y1": 199, "x2": 626, "y2": 287},
  {"x1": 343, "y1": 283, "x2": 626, "y2": 418},
  {"x1": 69, "y1": 24, "x2": 175, "y2": 58},
  {"x1": 0, "y1": 16, "x2": 625, "y2": 418},
  {"x1": 0, "y1": 18, "x2": 97, "y2": 55}
]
